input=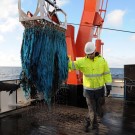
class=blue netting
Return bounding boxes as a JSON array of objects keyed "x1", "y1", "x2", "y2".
[{"x1": 20, "y1": 25, "x2": 68, "y2": 104}]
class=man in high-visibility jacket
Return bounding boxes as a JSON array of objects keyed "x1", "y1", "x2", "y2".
[{"x1": 68, "y1": 42, "x2": 112, "y2": 132}]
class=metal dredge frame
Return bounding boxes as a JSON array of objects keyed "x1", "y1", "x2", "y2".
[{"x1": 18, "y1": 0, "x2": 67, "y2": 30}]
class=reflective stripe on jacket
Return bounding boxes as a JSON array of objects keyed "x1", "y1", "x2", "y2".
[{"x1": 68, "y1": 55, "x2": 112, "y2": 90}]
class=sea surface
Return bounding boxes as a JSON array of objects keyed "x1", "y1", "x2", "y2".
[
  {"x1": 0, "y1": 66, "x2": 124, "y2": 81},
  {"x1": 0, "y1": 67, "x2": 22, "y2": 81},
  {"x1": 110, "y1": 68, "x2": 124, "y2": 79}
]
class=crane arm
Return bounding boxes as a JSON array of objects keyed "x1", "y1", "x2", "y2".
[{"x1": 75, "y1": 0, "x2": 107, "y2": 57}]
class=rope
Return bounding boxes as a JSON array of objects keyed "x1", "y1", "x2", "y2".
[
  {"x1": 124, "y1": 77, "x2": 135, "y2": 94},
  {"x1": 20, "y1": 23, "x2": 68, "y2": 105}
]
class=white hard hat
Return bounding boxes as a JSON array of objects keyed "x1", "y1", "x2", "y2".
[{"x1": 84, "y1": 42, "x2": 96, "y2": 54}]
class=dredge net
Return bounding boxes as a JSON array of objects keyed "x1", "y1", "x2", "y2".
[{"x1": 20, "y1": 19, "x2": 68, "y2": 106}]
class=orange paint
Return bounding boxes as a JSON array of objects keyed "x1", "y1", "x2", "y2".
[{"x1": 66, "y1": 0, "x2": 107, "y2": 85}]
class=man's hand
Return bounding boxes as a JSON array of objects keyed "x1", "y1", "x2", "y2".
[
  {"x1": 106, "y1": 85, "x2": 112, "y2": 97},
  {"x1": 107, "y1": 89, "x2": 110, "y2": 97}
]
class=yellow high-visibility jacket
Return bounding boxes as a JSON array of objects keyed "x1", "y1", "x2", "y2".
[{"x1": 68, "y1": 55, "x2": 112, "y2": 90}]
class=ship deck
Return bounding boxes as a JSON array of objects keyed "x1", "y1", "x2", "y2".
[{"x1": 0, "y1": 98, "x2": 135, "y2": 135}]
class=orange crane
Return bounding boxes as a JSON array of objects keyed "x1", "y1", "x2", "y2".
[{"x1": 65, "y1": 0, "x2": 108, "y2": 106}]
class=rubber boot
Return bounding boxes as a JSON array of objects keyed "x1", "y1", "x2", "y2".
[
  {"x1": 91, "y1": 117, "x2": 99, "y2": 130},
  {"x1": 84, "y1": 118, "x2": 90, "y2": 132},
  {"x1": 97, "y1": 116, "x2": 102, "y2": 123}
]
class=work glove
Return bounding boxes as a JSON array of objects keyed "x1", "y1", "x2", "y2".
[{"x1": 106, "y1": 85, "x2": 112, "y2": 97}]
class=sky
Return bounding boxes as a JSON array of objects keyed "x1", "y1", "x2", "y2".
[{"x1": 0, "y1": 0, "x2": 135, "y2": 68}]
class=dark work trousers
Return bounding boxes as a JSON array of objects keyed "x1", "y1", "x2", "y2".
[{"x1": 83, "y1": 87, "x2": 105, "y2": 126}]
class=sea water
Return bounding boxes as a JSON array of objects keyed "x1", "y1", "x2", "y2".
[
  {"x1": 0, "y1": 67, "x2": 124, "y2": 81},
  {"x1": 0, "y1": 66, "x2": 22, "y2": 81}
]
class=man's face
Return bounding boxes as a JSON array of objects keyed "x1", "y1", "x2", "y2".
[{"x1": 87, "y1": 51, "x2": 95, "y2": 60}]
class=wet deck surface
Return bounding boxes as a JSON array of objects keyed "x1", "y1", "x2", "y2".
[{"x1": 0, "y1": 98, "x2": 135, "y2": 135}]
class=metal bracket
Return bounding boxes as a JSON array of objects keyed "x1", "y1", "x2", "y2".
[{"x1": 18, "y1": 0, "x2": 67, "y2": 29}]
